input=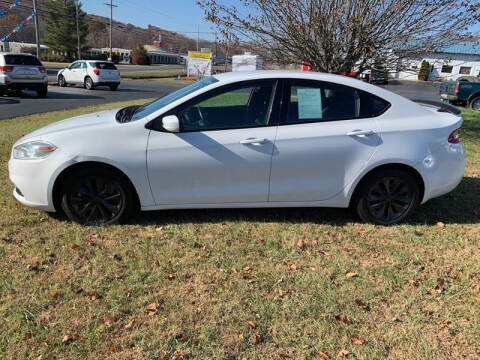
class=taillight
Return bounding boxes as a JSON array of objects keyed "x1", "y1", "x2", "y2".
[
  {"x1": 448, "y1": 129, "x2": 461, "y2": 144},
  {"x1": 93, "y1": 68, "x2": 100, "y2": 76},
  {"x1": 38, "y1": 66, "x2": 46, "y2": 73},
  {"x1": 0, "y1": 65, "x2": 14, "y2": 73},
  {"x1": 455, "y1": 83, "x2": 460, "y2": 94}
]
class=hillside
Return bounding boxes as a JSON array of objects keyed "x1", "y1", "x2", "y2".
[{"x1": 0, "y1": 0, "x2": 215, "y2": 53}]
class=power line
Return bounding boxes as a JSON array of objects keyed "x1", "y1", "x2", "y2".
[{"x1": 104, "y1": 0, "x2": 117, "y2": 59}]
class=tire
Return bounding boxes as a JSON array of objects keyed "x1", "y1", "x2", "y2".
[
  {"x1": 36, "y1": 85, "x2": 48, "y2": 98},
  {"x1": 58, "y1": 75, "x2": 67, "y2": 87},
  {"x1": 109, "y1": 84, "x2": 119, "y2": 91},
  {"x1": 470, "y1": 97, "x2": 480, "y2": 111},
  {"x1": 84, "y1": 76, "x2": 95, "y2": 90},
  {"x1": 353, "y1": 168, "x2": 420, "y2": 225},
  {"x1": 60, "y1": 167, "x2": 137, "y2": 225}
]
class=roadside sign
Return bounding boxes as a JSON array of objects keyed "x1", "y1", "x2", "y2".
[{"x1": 187, "y1": 51, "x2": 212, "y2": 77}]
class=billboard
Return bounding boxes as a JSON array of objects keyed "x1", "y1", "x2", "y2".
[{"x1": 187, "y1": 51, "x2": 212, "y2": 77}]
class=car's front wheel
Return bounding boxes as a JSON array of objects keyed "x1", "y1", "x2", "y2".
[
  {"x1": 60, "y1": 168, "x2": 137, "y2": 225},
  {"x1": 58, "y1": 75, "x2": 67, "y2": 87},
  {"x1": 354, "y1": 168, "x2": 420, "y2": 225}
]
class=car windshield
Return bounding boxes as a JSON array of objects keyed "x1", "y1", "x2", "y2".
[
  {"x1": 130, "y1": 77, "x2": 219, "y2": 122},
  {"x1": 5, "y1": 55, "x2": 42, "y2": 66},
  {"x1": 90, "y1": 62, "x2": 117, "y2": 70}
]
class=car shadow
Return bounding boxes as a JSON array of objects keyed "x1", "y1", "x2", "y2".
[
  {"x1": 0, "y1": 97, "x2": 20, "y2": 105},
  {"x1": 13, "y1": 90, "x2": 103, "y2": 100},
  {"x1": 130, "y1": 177, "x2": 479, "y2": 227}
]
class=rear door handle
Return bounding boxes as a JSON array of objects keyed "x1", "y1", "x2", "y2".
[
  {"x1": 346, "y1": 129, "x2": 375, "y2": 137},
  {"x1": 240, "y1": 138, "x2": 268, "y2": 145}
]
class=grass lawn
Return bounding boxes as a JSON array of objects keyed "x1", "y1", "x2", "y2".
[{"x1": 0, "y1": 103, "x2": 479, "y2": 360}]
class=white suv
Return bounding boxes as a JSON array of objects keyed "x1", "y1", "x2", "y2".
[
  {"x1": 57, "y1": 60, "x2": 121, "y2": 91},
  {"x1": 0, "y1": 52, "x2": 48, "y2": 97}
]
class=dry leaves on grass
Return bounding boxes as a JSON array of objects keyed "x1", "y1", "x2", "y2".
[
  {"x1": 101, "y1": 316, "x2": 115, "y2": 327},
  {"x1": 90, "y1": 293, "x2": 101, "y2": 301},
  {"x1": 296, "y1": 239, "x2": 306, "y2": 249},
  {"x1": 472, "y1": 296, "x2": 480, "y2": 305},
  {"x1": 355, "y1": 299, "x2": 369, "y2": 310},
  {"x1": 337, "y1": 349, "x2": 350, "y2": 357},
  {"x1": 49, "y1": 291, "x2": 59, "y2": 299},
  {"x1": 251, "y1": 332, "x2": 263, "y2": 345},
  {"x1": 24, "y1": 332, "x2": 33, "y2": 340},
  {"x1": 335, "y1": 314, "x2": 351, "y2": 325},
  {"x1": 246, "y1": 321, "x2": 256, "y2": 329},
  {"x1": 317, "y1": 351, "x2": 330, "y2": 359},
  {"x1": 70, "y1": 242, "x2": 78, "y2": 249},
  {"x1": 147, "y1": 302, "x2": 158, "y2": 316},
  {"x1": 125, "y1": 319, "x2": 135, "y2": 330},
  {"x1": 345, "y1": 272, "x2": 358, "y2": 279},
  {"x1": 62, "y1": 334, "x2": 79, "y2": 344},
  {"x1": 164, "y1": 272, "x2": 176, "y2": 280},
  {"x1": 351, "y1": 335, "x2": 365, "y2": 345}
]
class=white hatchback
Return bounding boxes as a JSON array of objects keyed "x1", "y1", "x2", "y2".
[
  {"x1": 9, "y1": 71, "x2": 465, "y2": 225},
  {"x1": 57, "y1": 60, "x2": 121, "y2": 91}
]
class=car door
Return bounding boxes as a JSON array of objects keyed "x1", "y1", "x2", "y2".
[
  {"x1": 64, "y1": 62, "x2": 79, "y2": 82},
  {"x1": 77, "y1": 61, "x2": 87, "y2": 82},
  {"x1": 269, "y1": 79, "x2": 388, "y2": 202},
  {"x1": 146, "y1": 80, "x2": 280, "y2": 205}
]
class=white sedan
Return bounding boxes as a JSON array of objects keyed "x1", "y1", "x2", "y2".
[
  {"x1": 57, "y1": 60, "x2": 121, "y2": 90},
  {"x1": 9, "y1": 71, "x2": 465, "y2": 225}
]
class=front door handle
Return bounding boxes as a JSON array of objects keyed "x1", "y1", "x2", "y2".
[
  {"x1": 346, "y1": 129, "x2": 375, "y2": 137},
  {"x1": 240, "y1": 138, "x2": 268, "y2": 145}
]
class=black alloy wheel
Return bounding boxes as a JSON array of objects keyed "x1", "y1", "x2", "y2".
[{"x1": 355, "y1": 169, "x2": 419, "y2": 225}]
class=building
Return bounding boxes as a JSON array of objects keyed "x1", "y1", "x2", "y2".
[
  {"x1": 143, "y1": 40, "x2": 185, "y2": 65},
  {"x1": 0, "y1": 41, "x2": 48, "y2": 54},
  {"x1": 392, "y1": 42, "x2": 480, "y2": 81}
]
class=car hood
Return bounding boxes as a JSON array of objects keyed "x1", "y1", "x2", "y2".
[{"x1": 17, "y1": 109, "x2": 120, "y2": 144}]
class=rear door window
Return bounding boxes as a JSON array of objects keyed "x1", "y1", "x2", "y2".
[
  {"x1": 5, "y1": 55, "x2": 42, "y2": 66},
  {"x1": 91, "y1": 62, "x2": 117, "y2": 70}
]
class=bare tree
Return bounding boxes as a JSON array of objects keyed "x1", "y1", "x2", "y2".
[{"x1": 197, "y1": 0, "x2": 480, "y2": 73}]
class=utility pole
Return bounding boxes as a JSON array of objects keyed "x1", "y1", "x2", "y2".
[
  {"x1": 196, "y1": 25, "x2": 199, "y2": 52},
  {"x1": 32, "y1": 0, "x2": 40, "y2": 58},
  {"x1": 75, "y1": 0, "x2": 81, "y2": 60},
  {"x1": 104, "y1": 0, "x2": 118, "y2": 60}
]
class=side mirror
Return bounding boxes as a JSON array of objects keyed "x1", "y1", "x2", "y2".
[{"x1": 161, "y1": 115, "x2": 180, "y2": 133}]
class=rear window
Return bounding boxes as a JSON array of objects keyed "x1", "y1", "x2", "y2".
[
  {"x1": 90, "y1": 62, "x2": 117, "y2": 70},
  {"x1": 5, "y1": 55, "x2": 42, "y2": 66}
]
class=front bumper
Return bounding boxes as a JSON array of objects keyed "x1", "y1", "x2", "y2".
[{"x1": 8, "y1": 157, "x2": 57, "y2": 212}]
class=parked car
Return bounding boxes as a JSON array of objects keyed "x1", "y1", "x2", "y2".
[
  {"x1": 361, "y1": 68, "x2": 389, "y2": 84},
  {"x1": 57, "y1": 60, "x2": 120, "y2": 90},
  {"x1": 440, "y1": 80, "x2": 480, "y2": 110},
  {"x1": 0, "y1": 52, "x2": 48, "y2": 97},
  {"x1": 9, "y1": 71, "x2": 465, "y2": 226}
]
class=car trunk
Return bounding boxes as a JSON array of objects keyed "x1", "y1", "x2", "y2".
[{"x1": 439, "y1": 81, "x2": 457, "y2": 96}]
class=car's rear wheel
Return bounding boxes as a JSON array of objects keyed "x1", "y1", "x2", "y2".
[
  {"x1": 58, "y1": 75, "x2": 67, "y2": 87},
  {"x1": 60, "y1": 168, "x2": 136, "y2": 225},
  {"x1": 84, "y1": 76, "x2": 95, "y2": 90},
  {"x1": 109, "y1": 84, "x2": 119, "y2": 91},
  {"x1": 354, "y1": 169, "x2": 419, "y2": 225},
  {"x1": 470, "y1": 97, "x2": 480, "y2": 111},
  {"x1": 36, "y1": 85, "x2": 48, "y2": 98}
]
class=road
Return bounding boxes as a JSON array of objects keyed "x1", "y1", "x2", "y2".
[
  {"x1": 0, "y1": 80, "x2": 183, "y2": 120},
  {"x1": 0, "y1": 78, "x2": 441, "y2": 120}
]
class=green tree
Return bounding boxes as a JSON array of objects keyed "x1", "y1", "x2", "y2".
[
  {"x1": 43, "y1": 0, "x2": 89, "y2": 60},
  {"x1": 418, "y1": 60, "x2": 431, "y2": 81}
]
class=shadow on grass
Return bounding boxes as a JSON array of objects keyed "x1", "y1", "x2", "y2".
[{"x1": 134, "y1": 177, "x2": 479, "y2": 227}]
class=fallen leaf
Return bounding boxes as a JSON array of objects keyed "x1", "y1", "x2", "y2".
[
  {"x1": 155, "y1": 226, "x2": 163, "y2": 232},
  {"x1": 472, "y1": 296, "x2": 480, "y2": 305},
  {"x1": 102, "y1": 316, "x2": 115, "y2": 327},
  {"x1": 251, "y1": 332, "x2": 263, "y2": 345},
  {"x1": 25, "y1": 332, "x2": 33, "y2": 340},
  {"x1": 409, "y1": 279, "x2": 419, "y2": 287},
  {"x1": 296, "y1": 239, "x2": 306, "y2": 249},
  {"x1": 109, "y1": 345, "x2": 116, "y2": 352},
  {"x1": 50, "y1": 291, "x2": 59, "y2": 299},
  {"x1": 87, "y1": 240, "x2": 96, "y2": 246},
  {"x1": 414, "y1": 230, "x2": 423, "y2": 236},
  {"x1": 317, "y1": 351, "x2": 330, "y2": 359},
  {"x1": 435, "y1": 278, "x2": 445, "y2": 293},
  {"x1": 70, "y1": 243, "x2": 78, "y2": 249},
  {"x1": 72, "y1": 334, "x2": 80, "y2": 340},
  {"x1": 74, "y1": 288, "x2": 84, "y2": 294},
  {"x1": 164, "y1": 272, "x2": 176, "y2": 280},
  {"x1": 439, "y1": 319, "x2": 450, "y2": 328},
  {"x1": 147, "y1": 302, "x2": 158, "y2": 316},
  {"x1": 346, "y1": 272, "x2": 358, "y2": 279},
  {"x1": 351, "y1": 335, "x2": 365, "y2": 345},
  {"x1": 90, "y1": 293, "x2": 101, "y2": 301},
  {"x1": 335, "y1": 314, "x2": 351, "y2": 325},
  {"x1": 62, "y1": 335, "x2": 73, "y2": 344},
  {"x1": 436, "y1": 222, "x2": 445, "y2": 228},
  {"x1": 289, "y1": 264, "x2": 297, "y2": 271},
  {"x1": 243, "y1": 265, "x2": 252, "y2": 272},
  {"x1": 125, "y1": 319, "x2": 135, "y2": 330},
  {"x1": 91, "y1": 233, "x2": 99, "y2": 239},
  {"x1": 355, "y1": 299, "x2": 369, "y2": 310},
  {"x1": 278, "y1": 288, "x2": 287, "y2": 297},
  {"x1": 337, "y1": 349, "x2": 350, "y2": 357},
  {"x1": 246, "y1": 320, "x2": 256, "y2": 329}
]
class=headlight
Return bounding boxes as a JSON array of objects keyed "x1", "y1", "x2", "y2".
[{"x1": 13, "y1": 141, "x2": 57, "y2": 160}]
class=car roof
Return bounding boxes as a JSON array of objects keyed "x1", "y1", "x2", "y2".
[{"x1": 0, "y1": 52, "x2": 38, "y2": 57}]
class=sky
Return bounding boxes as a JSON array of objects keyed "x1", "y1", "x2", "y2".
[{"x1": 81, "y1": 0, "x2": 218, "y2": 41}]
